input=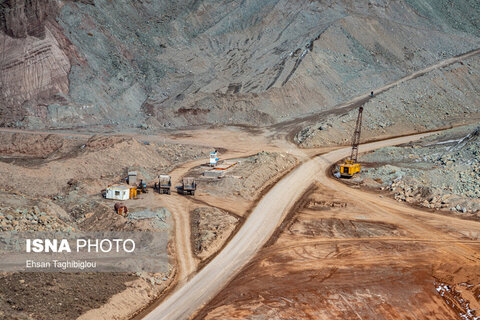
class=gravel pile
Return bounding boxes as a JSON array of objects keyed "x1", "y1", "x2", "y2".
[
  {"x1": 0, "y1": 205, "x2": 72, "y2": 232},
  {"x1": 201, "y1": 151, "x2": 297, "y2": 200},
  {"x1": 127, "y1": 208, "x2": 170, "y2": 230},
  {"x1": 356, "y1": 125, "x2": 480, "y2": 215}
]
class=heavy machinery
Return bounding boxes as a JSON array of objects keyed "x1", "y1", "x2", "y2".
[
  {"x1": 138, "y1": 179, "x2": 148, "y2": 194},
  {"x1": 340, "y1": 106, "x2": 364, "y2": 178},
  {"x1": 156, "y1": 175, "x2": 172, "y2": 194},
  {"x1": 180, "y1": 177, "x2": 197, "y2": 195}
]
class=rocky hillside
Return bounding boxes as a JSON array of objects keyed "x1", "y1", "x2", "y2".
[
  {"x1": 1, "y1": 0, "x2": 480, "y2": 129},
  {"x1": 356, "y1": 125, "x2": 480, "y2": 216},
  {"x1": 296, "y1": 54, "x2": 480, "y2": 147}
]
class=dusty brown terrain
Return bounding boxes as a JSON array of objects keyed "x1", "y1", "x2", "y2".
[
  {"x1": 0, "y1": 131, "x2": 211, "y2": 319},
  {"x1": 1, "y1": 124, "x2": 479, "y2": 320},
  {"x1": 196, "y1": 180, "x2": 480, "y2": 319},
  {"x1": 1, "y1": 1, "x2": 479, "y2": 320},
  {"x1": 0, "y1": 272, "x2": 137, "y2": 320},
  {"x1": 0, "y1": 126, "x2": 304, "y2": 319},
  {"x1": 199, "y1": 152, "x2": 298, "y2": 201}
]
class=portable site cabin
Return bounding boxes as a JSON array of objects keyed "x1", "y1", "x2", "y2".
[
  {"x1": 105, "y1": 185, "x2": 131, "y2": 200},
  {"x1": 209, "y1": 151, "x2": 219, "y2": 166}
]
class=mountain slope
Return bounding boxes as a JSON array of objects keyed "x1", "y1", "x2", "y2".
[{"x1": 1, "y1": 0, "x2": 479, "y2": 129}]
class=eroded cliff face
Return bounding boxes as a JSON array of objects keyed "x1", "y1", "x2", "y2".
[
  {"x1": 0, "y1": 0, "x2": 65, "y2": 126},
  {"x1": 0, "y1": 0, "x2": 54, "y2": 38},
  {"x1": 1, "y1": 0, "x2": 480, "y2": 129}
]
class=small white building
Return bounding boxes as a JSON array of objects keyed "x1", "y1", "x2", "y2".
[
  {"x1": 210, "y1": 151, "x2": 219, "y2": 166},
  {"x1": 105, "y1": 185, "x2": 130, "y2": 200}
]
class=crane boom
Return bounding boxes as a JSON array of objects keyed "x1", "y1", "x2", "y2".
[
  {"x1": 339, "y1": 106, "x2": 364, "y2": 178},
  {"x1": 350, "y1": 106, "x2": 364, "y2": 163}
]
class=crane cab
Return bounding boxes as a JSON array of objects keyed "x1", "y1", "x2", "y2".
[{"x1": 340, "y1": 160, "x2": 361, "y2": 178}]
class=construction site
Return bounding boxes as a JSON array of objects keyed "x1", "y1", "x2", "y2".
[{"x1": 0, "y1": 0, "x2": 480, "y2": 319}]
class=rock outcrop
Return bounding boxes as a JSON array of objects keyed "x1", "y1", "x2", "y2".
[{"x1": 0, "y1": 0, "x2": 57, "y2": 38}]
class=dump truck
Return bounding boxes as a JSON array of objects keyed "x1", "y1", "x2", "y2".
[
  {"x1": 156, "y1": 175, "x2": 172, "y2": 194},
  {"x1": 180, "y1": 177, "x2": 196, "y2": 195}
]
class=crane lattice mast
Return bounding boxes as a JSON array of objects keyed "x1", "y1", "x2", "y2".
[{"x1": 350, "y1": 107, "x2": 364, "y2": 163}]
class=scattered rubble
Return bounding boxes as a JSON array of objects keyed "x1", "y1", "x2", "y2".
[
  {"x1": 296, "y1": 55, "x2": 480, "y2": 148},
  {"x1": 191, "y1": 207, "x2": 239, "y2": 260},
  {"x1": 355, "y1": 125, "x2": 480, "y2": 216}
]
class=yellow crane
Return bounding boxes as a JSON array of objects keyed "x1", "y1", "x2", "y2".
[{"x1": 340, "y1": 106, "x2": 363, "y2": 178}]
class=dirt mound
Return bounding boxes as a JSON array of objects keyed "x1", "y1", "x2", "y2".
[
  {"x1": 0, "y1": 135, "x2": 208, "y2": 197},
  {"x1": 191, "y1": 207, "x2": 239, "y2": 260},
  {"x1": 201, "y1": 152, "x2": 297, "y2": 200},
  {"x1": 0, "y1": 133, "x2": 64, "y2": 158}
]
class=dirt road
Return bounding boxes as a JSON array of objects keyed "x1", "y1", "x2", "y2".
[
  {"x1": 143, "y1": 132, "x2": 435, "y2": 320},
  {"x1": 197, "y1": 138, "x2": 480, "y2": 319}
]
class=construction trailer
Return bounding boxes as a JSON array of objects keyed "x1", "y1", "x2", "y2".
[
  {"x1": 105, "y1": 185, "x2": 131, "y2": 200},
  {"x1": 181, "y1": 177, "x2": 196, "y2": 195},
  {"x1": 157, "y1": 175, "x2": 172, "y2": 194},
  {"x1": 340, "y1": 106, "x2": 364, "y2": 178}
]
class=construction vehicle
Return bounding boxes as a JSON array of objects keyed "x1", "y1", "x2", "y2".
[
  {"x1": 138, "y1": 179, "x2": 148, "y2": 194},
  {"x1": 156, "y1": 175, "x2": 172, "y2": 194},
  {"x1": 180, "y1": 177, "x2": 196, "y2": 195},
  {"x1": 340, "y1": 106, "x2": 363, "y2": 178}
]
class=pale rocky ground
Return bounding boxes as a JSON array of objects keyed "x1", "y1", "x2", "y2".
[
  {"x1": 1, "y1": 0, "x2": 480, "y2": 319},
  {"x1": 0, "y1": 131, "x2": 301, "y2": 319},
  {"x1": 296, "y1": 55, "x2": 480, "y2": 147},
  {"x1": 351, "y1": 124, "x2": 480, "y2": 216},
  {"x1": 0, "y1": 133, "x2": 209, "y2": 197}
]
